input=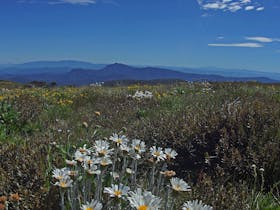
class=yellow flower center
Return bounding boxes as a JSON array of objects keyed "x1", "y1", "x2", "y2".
[
  {"x1": 116, "y1": 139, "x2": 122, "y2": 144},
  {"x1": 154, "y1": 151, "x2": 160, "y2": 157},
  {"x1": 135, "y1": 145, "x2": 140, "y2": 151},
  {"x1": 101, "y1": 161, "x2": 107, "y2": 166},
  {"x1": 57, "y1": 175, "x2": 63, "y2": 180},
  {"x1": 114, "y1": 190, "x2": 122, "y2": 197},
  {"x1": 99, "y1": 150, "x2": 107, "y2": 156},
  {"x1": 173, "y1": 185, "x2": 181, "y2": 191},
  {"x1": 138, "y1": 205, "x2": 148, "y2": 210},
  {"x1": 60, "y1": 182, "x2": 67, "y2": 188},
  {"x1": 86, "y1": 207, "x2": 93, "y2": 210},
  {"x1": 79, "y1": 148, "x2": 86, "y2": 153}
]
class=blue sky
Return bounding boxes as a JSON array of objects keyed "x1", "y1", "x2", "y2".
[{"x1": 0, "y1": 0, "x2": 279, "y2": 72}]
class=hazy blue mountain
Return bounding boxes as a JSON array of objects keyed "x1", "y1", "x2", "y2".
[
  {"x1": 156, "y1": 66, "x2": 280, "y2": 81},
  {"x1": 0, "y1": 60, "x2": 106, "y2": 75},
  {"x1": 197, "y1": 67, "x2": 280, "y2": 81},
  {"x1": 0, "y1": 64, "x2": 14, "y2": 68},
  {"x1": 5, "y1": 60, "x2": 106, "y2": 69},
  {"x1": 0, "y1": 67, "x2": 73, "y2": 75},
  {"x1": 1, "y1": 60, "x2": 279, "y2": 81},
  {"x1": 1, "y1": 63, "x2": 277, "y2": 86}
]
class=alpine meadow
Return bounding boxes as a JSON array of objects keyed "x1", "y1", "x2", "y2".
[{"x1": 1, "y1": 0, "x2": 280, "y2": 209}]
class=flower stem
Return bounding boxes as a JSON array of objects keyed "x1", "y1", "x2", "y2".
[
  {"x1": 164, "y1": 186, "x2": 170, "y2": 210},
  {"x1": 150, "y1": 163, "x2": 156, "y2": 192},
  {"x1": 59, "y1": 189, "x2": 65, "y2": 210}
]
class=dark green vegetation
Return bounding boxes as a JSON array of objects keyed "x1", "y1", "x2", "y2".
[{"x1": 1, "y1": 82, "x2": 280, "y2": 209}]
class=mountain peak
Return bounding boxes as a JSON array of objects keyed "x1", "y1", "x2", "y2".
[
  {"x1": 107, "y1": 63, "x2": 130, "y2": 67},
  {"x1": 103, "y1": 63, "x2": 132, "y2": 71}
]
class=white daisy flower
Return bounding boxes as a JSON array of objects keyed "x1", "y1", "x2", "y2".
[
  {"x1": 54, "y1": 176, "x2": 73, "y2": 188},
  {"x1": 66, "y1": 159, "x2": 77, "y2": 166},
  {"x1": 144, "y1": 90, "x2": 153, "y2": 98},
  {"x1": 78, "y1": 144, "x2": 91, "y2": 155},
  {"x1": 129, "y1": 149, "x2": 142, "y2": 160},
  {"x1": 131, "y1": 139, "x2": 146, "y2": 154},
  {"x1": 132, "y1": 90, "x2": 153, "y2": 99},
  {"x1": 150, "y1": 146, "x2": 166, "y2": 162},
  {"x1": 83, "y1": 156, "x2": 96, "y2": 167},
  {"x1": 74, "y1": 150, "x2": 88, "y2": 163},
  {"x1": 67, "y1": 170, "x2": 78, "y2": 177},
  {"x1": 127, "y1": 188, "x2": 161, "y2": 210},
  {"x1": 170, "y1": 177, "x2": 191, "y2": 192},
  {"x1": 110, "y1": 172, "x2": 120, "y2": 180},
  {"x1": 86, "y1": 164, "x2": 101, "y2": 175},
  {"x1": 164, "y1": 148, "x2": 178, "y2": 160},
  {"x1": 52, "y1": 168, "x2": 69, "y2": 180},
  {"x1": 81, "y1": 199, "x2": 103, "y2": 210},
  {"x1": 109, "y1": 133, "x2": 129, "y2": 146},
  {"x1": 132, "y1": 90, "x2": 145, "y2": 99},
  {"x1": 94, "y1": 140, "x2": 114, "y2": 157},
  {"x1": 94, "y1": 157, "x2": 113, "y2": 167},
  {"x1": 104, "y1": 183, "x2": 130, "y2": 198},
  {"x1": 182, "y1": 200, "x2": 213, "y2": 210},
  {"x1": 120, "y1": 143, "x2": 131, "y2": 153}
]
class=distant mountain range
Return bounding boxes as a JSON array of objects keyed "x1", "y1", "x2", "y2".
[
  {"x1": 166, "y1": 66, "x2": 280, "y2": 81},
  {"x1": 0, "y1": 60, "x2": 279, "y2": 85},
  {"x1": 0, "y1": 60, "x2": 106, "y2": 75}
]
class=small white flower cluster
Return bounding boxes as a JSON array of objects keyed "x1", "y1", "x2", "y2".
[
  {"x1": 1, "y1": 88, "x2": 10, "y2": 93},
  {"x1": 52, "y1": 167, "x2": 74, "y2": 188},
  {"x1": 201, "y1": 82, "x2": 215, "y2": 93},
  {"x1": 182, "y1": 200, "x2": 213, "y2": 210},
  {"x1": 131, "y1": 90, "x2": 153, "y2": 99},
  {"x1": 89, "y1": 82, "x2": 104, "y2": 87},
  {"x1": 52, "y1": 133, "x2": 212, "y2": 209},
  {"x1": 201, "y1": 87, "x2": 214, "y2": 93}
]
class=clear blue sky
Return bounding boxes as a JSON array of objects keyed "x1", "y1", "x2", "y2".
[{"x1": 0, "y1": 0, "x2": 279, "y2": 72}]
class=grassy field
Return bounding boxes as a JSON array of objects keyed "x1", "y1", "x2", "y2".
[{"x1": 1, "y1": 81, "x2": 280, "y2": 209}]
